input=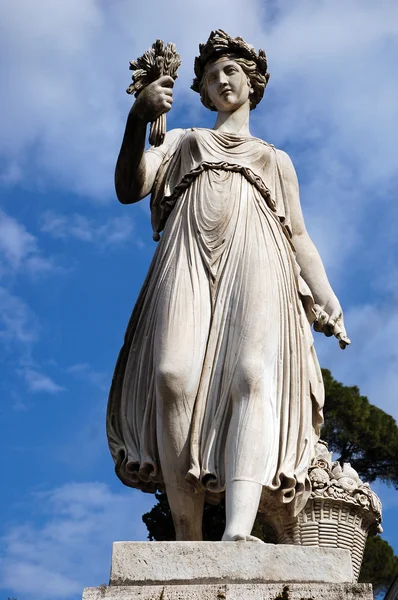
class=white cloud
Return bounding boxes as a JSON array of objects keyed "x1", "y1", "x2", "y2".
[
  {"x1": 25, "y1": 254, "x2": 56, "y2": 275},
  {"x1": 0, "y1": 482, "x2": 154, "y2": 599},
  {"x1": 20, "y1": 367, "x2": 65, "y2": 394},
  {"x1": 0, "y1": 286, "x2": 39, "y2": 344},
  {"x1": 0, "y1": 209, "x2": 36, "y2": 268},
  {"x1": 1, "y1": 2, "x2": 396, "y2": 273},
  {"x1": 40, "y1": 211, "x2": 135, "y2": 247},
  {"x1": 245, "y1": 1, "x2": 398, "y2": 281},
  {"x1": 67, "y1": 362, "x2": 108, "y2": 391},
  {"x1": 1, "y1": 1, "x2": 397, "y2": 275},
  {"x1": 0, "y1": 209, "x2": 56, "y2": 277},
  {"x1": 0, "y1": 0, "x2": 266, "y2": 198}
]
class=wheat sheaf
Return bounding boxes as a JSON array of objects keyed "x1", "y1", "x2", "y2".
[{"x1": 127, "y1": 40, "x2": 181, "y2": 147}]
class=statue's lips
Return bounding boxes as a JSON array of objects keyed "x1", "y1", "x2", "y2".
[{"x1": 220, "y1": 88, "x2": 233, "y2": 97}]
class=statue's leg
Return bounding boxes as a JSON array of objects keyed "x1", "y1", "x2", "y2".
[
  {"x1": 222, "y1": 359, "x2": 269, "y2": 541},
  {"x1": 222, "y1": 302, "x2": 279, "y2": 542},
  {"x1": 156, "y1": 361, "x2": 206, "y2": 540},
  {"x1": 222, "y1": 480, "x2": 263, "y2": 542},
  {"x1": 156, "y1": 349, "x2": 207, "y2": 540},
  {"x1": 154, "y1": 260, "x2": 210, "y2": 541},
  {"x1": 164, "y1": 485, "x2": 205, "y2": 541}
]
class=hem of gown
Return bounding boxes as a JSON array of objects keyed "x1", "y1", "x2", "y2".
[{"x1": 112, "y1": 445, "x2": 314, "y2": 516}]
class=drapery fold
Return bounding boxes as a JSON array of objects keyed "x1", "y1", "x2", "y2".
[{"x1": 107, "y1": 129, "x2": 324, "y2": 515}]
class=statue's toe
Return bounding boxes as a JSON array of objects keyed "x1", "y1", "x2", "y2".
[{"x1": 224, "y1": 533, "x2": 264, "y2": 542}]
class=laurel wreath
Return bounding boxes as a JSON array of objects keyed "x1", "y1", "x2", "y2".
[{"x1": 191, "y1": 29, "x2": 269, "y2": 94}]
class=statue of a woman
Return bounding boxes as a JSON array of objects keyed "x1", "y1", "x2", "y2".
[{"x1": 107, "y1": 30, "x2": 349, "y2": 542}]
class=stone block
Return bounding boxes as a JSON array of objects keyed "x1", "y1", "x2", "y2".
[
  {"x1": 110, "y1": 541, "x2": 354, "y2": 586},
  {"x1": 83, "y1": 582, "x2": 373, "y2": 599}
]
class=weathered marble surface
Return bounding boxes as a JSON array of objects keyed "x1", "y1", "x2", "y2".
[
  {"x1": 109, "y1": 541, "x2": 353, "y2": 585},
  {"x1": 83, "y1": 582, "x2": 373, "y2": 600},
  {"x1": 108, "y1": 29, "x2": 350, "y2": 543}
]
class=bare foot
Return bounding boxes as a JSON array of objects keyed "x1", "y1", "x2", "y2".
[{"x1": 222, "y1": 533, "x2": 264, "y2": 542}]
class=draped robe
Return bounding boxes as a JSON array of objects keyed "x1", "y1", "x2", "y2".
[{"x1": 107, "y1": 128, "x2": 324, "y2": 514}]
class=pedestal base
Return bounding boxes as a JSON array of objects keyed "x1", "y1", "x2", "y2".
[
  {"x1": 83, "y1": 582, "x2": 373, "y2": 599},
  {"x1": 82, "y1": 542, "x2": 372, "y2": 600}
]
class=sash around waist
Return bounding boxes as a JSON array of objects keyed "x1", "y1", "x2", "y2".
[{"x1": 151, "y1": 161, "x2": 278, "y2": 241}]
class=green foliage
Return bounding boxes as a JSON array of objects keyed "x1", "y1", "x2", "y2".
[
  {"x1": 142, "y1": 491, "x2": 175, "y2": 541},
  {"x1": 359, "y1": 535, "x2": 398, "y2": 595},
  {"x1": 143, "y1": 493, "x2": 277, "y2": 542},
  {"x1": 321, "y1": 368, "x2": 398, "y2": 486},
  {"x1": 143, "y1": 493, "x2": 225, "y2": 541},
  {"x1": 143, "y1": 369, "x2": 398, "y2": 594}
]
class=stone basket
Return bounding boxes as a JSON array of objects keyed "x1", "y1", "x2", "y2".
[
  {"x1": 277, "y1": 495, "x2": 381, "y2": 580},
  {"x1": 263, "y1": 442, "x2": 383, "y2": 581}
]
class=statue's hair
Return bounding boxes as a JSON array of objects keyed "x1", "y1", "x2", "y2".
[{"x1": 191, "y1": 30, "x2": 270, "y2": 111}]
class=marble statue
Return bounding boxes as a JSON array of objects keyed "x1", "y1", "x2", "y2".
[{"x1": 106, "y1": 30, "x2": 350, "y2": 543}]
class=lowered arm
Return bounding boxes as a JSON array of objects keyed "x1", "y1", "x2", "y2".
[{"x1": 277, "y1": 149, "x2": 350, "y2": 346}]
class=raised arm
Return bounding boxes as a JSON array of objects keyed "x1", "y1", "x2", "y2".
[
  {"x1": 277, "y1": 149, "x2": 350, "y2": 348},
  {"x1": 115, "y1": 76, "x2": 175, "y2": 204}
]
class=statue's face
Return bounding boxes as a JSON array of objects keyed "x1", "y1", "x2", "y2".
[{"x1": 205, "y1": 57, "x2": 251, "y2": 113}]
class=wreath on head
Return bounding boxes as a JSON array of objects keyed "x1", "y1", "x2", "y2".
[{"x1": 191, "y1": 29, "x2": 270, "y2": 110}]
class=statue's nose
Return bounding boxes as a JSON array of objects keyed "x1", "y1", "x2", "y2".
[{"x1": 219, "y1": 73, "x2": 228, "y2": 87}]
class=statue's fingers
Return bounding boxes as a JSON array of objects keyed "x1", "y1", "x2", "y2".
[
  {"x1": 332, "y1": 315, "x2": 346, "y2": 337},
  {"x1": 322, "y1": 310, "x2": 341, "y2": 337},
  {"x1": 313, "y1": 320, "x2": 322, "y2": 333},
  {"x1": 323, "y1": 324, "x2": 334, "y2": 337},
  {"x1": 158, "y1": 75, "x2": 175, "y2": 87},
  {"x1": 332, "y1": 318, "x2": 351, "y2": 349},
  {"x1": 338, "y1": 334, "x2": 351, "y2": 349},
  {"x1": 313, "y1": 307, "x2": 330, "y2": 334},
  {"x1": 328, "y1": 308, "x2": 342, "y2": 328},
  {"x1": 161, "y1": 102, "x2": 172, "y2": 113},
  {"x1": 318, "y1": 310, "x2": 329, "y2": 326}
]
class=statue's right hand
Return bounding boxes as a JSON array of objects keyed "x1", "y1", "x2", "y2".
[{"x1": 130, "y1": 76, "x2": 174, "y2": 123}]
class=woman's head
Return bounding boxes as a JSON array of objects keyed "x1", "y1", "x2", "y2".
[
  {"x1": 200, "y1": 53, "x2": 267, "y2": 111},
  {"x1": 191, "y1": 30, "x2": 270, "y2": 112}
]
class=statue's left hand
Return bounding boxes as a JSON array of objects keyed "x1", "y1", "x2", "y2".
[{"x1": 313, "y1": 298, "x2": 351, "y2": 350}]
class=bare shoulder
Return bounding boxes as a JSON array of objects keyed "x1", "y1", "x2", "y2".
[
  {"x1": 164, "y1": 127, "x2": 185, "y2": 144},
  {"x1": 148, "y1": 128, "x2": 185, "y2": 157},
  {"x1": 273, "y1": 147, "x2": 295, "y2": 169},
  {"x1": 145, "y1": 127, "x2": 184, "y2": 172},
  {"x1": 273, "y1": 147, "x2": 299, "y2": 186},
  {"x1": 142, "y1": 128, "x2": 185, "y2": 197}
]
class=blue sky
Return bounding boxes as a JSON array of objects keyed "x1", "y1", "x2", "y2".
[{"x1": 1, "y1": 1, "x2": 398, "y2": 598}]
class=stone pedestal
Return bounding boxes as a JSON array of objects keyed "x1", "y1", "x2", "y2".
[{"x1": 82, "y1": 542, "x2": 373, "y2": 599}]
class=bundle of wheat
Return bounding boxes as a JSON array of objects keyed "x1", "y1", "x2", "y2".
[{"x1": 127, "y1": 39, "x2": 181, "y2": 147}]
